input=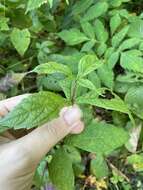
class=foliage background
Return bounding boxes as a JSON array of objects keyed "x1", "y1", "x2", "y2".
[{"x1": 0, "y1": 0, "x2": 143, "y2": 189}]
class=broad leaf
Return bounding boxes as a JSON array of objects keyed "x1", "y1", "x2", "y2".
[
  {"x1": 107, "y1": 51, "x2": 119, "y2": 69},
  {"x1": 97, "y1": 43, "x2": 107, "y2": 57},
  {"x1": 59, "y1": 78, "x2": 73, "y2": 100},
  {"x1": 0, "y1": 91, "x2": 68, "y2": 130},
  {"x1": 78, "y1": 55, "x2": 103, "y2": 77},
  {"x1": 125, "y1": 86, "x2": 143, "y2": 119},
  {"x1": 58, "y1": 28, "x2": 89, "y2": 46},
  {"x1": 10, "y1": 28, "x2": 31, "y2": 56},
  {"x1": 27, "y1": 0, "x2": 49, "y2": 12},
  {"x1": 97, "y1": 64, "x2": 114, "y2": 89},
  {"x1": 72, "y1": 0, "x2": 93, "y2": 15},
  {"x1": 110, "y1": 14, "x2": 121, "y2": 35},
  {"x1": 81, "y1": 21, "x2": 95, "y2": 39},
  {"x1": 76, "y1": 92, "x2": 134, "y2": 124},
  {"x1": 120, "y1": 50, "x2": 143, "y2": 73},
  {"x1": 90, "y1": 155, "x2": 109, "y2": 179},
  {"x1": 49, "y1": 148, "x2": 74, "y2": 190},
  {"x1": 83, "y1": 2, "x2": 108, "y2": 21},
  {"x1": 94, "y1": 19, "x2": 108, "y2": 43},
  {"x1": 77, "y1": 78, "x2": 95, "y2": 90},
  {"x1": 112, "y1": 25, "x2": 129, "y2": 48},
  {"x1": 81, "y1": 40, "x2": 95, "y2": 52},
  {"x1": 128, "y1": 19, "x2": 143, "y2": 38},
  {"x1": 66, "y1": 121, "x2": 129, "y2": 155},
  {"x1": 118, "y1": 38, "x2": 140, "y2": 51},
  {"x1": 33, "y1": 62, "x2": 72, "y2": 76},
  {"x1": 0, "y1": 17, "x2": 9, "y2": 31}
]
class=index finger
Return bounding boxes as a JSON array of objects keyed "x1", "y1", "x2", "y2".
[{"x1": 0, "y1": 94, "x2": 30, "y2": 117}]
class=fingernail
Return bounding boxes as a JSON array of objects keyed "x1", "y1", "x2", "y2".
[{"x1": 63, "y1": 106, "x2": 82, "y2": 126}]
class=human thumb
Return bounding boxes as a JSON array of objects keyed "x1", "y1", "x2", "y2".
[{"x1": 12, "y1": 105, "x2": 84, "y2": 166}]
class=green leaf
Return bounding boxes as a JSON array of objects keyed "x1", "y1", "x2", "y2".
[
  {"x1": 33, "y1": 62, "x2": 72, "y2": 76},
  {"x1": 72, "y1": 0, "x2": 93, "y2": 15},
  {"x1": 120, "y1": 51, "x2": 143, "y2": 73},
  {"x1": 83, "y1": 2, "x2": 108, "y2": 21},
  {"x1": 112, "y1": 25, "x2": 129, "y2": 48},
  {"x1": 109, "y1": 0, "x2": 122, "y2": 7},
  {"x1": 58, "y1": 28, "x2": 89, "y2": 46},
  {"x1": 97, "y1": 64, "x2": 114, "y2": 89},
  {"x1": 107, "y1": 51, "x2": 120, "y2": 69},
  {"x1": 81, "y1": 21, "x2": 95, "y2": 39},
  {"x1": 10, "y1": 28, "x2": 31, "y2": 56},
  {"x1": 49, "y1": 148, "x2": 74, "y2": 190},
  {"x1": 110, "y1": 14, "x2": 121, "y2": 35},
  {"x1": 76, "y1": 92, "x2": 131, "y2": 115},
  {"x1": 90, "y1": 155, "x2": 109, "y2": 179},
  {"x1": 77, "y1": 78, "x2": 96, "y2": 90},
  {"x1": 26, "y1": 0, "x2": 48, "y2": 12},
  {"x1": 78, "y1": 55, "x2": 103, "y2": 78},
  {"x1": 97, "y1": 43, "x2": 107, "y2": 57},
  {"x1": 118, "y1": 38, "x2": 140, "y2": 51},
  {"x1": 81, "y1": 40, "x2": 95, "y2": 52},
  {"x1": 0, "y1": 17, "x2": 9, "y2": 31},
  {"x1": 125, "y1": 86, "x2": 143, "y2": 119},
  {"x1": 66, "y1": 121, "x2": 129, "y2": 155},
  {"x1": 59, "y1": 78, "x2": 72, "y2": 100},
  {"x1": 139, "y1": 42, "x2": 143, "y2": 51},
  {"x1": 107, "y1": 51, "x2": 119, "y2": 69},
  {"x1": 127, "y1": 154, "x2": 143, "y2": 172},
  {"x1": 94, "y1": 19, "x2": 108, "y2": 43},
  {"x1": 128, "y1": 19, "x2": 143, "y2": 38},
  {"x1": 0, "y1": 91, "x2": 68, "y2": 130}
]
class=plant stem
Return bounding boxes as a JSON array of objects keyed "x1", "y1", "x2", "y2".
[
  {"x1": 71, "y1": 79, "x2": 78, "y2": 105},
  {"x1": 107, "y1": 160, "x2": 130, "y2": 183}
]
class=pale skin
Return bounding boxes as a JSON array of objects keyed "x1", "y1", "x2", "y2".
[{"x1": 0, "y1": 94, "x2": 84, "y2": 190}]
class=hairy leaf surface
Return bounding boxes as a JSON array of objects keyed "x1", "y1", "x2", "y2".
[
  {"x1": 66, "y1": 122, "x2": 129, "y2": 155},
  {"x1": 0, "y1": 91, "x2": 68, "y2": 129},
  {"x1": 49, "y1": 148, "x2": 74, "y2": 190}
]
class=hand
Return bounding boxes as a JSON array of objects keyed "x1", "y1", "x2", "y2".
[{"x1": 0, "y1": 94, "x2": 84, "y2": 190}]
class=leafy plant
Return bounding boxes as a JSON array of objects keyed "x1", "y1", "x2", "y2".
[{"x1": 0, "y1": 0, "x2": 143, "y2": 189}]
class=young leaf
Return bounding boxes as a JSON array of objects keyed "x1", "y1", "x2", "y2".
[
  {"x1": 78, "y1": 55, "x2": 103, "y2": 78},
  {"x1": 90, "y1": 155, "x2": 109, "y2": 179},
  {"x1": 0, "y1": 91, "x2": 68, "y2": 130},
  {"x1": 112, "y1": 25, "x2": 130, "y2": 48},
  {"x1": 127, "y1": 154, "x2": 143, "y2": 172},
  {"x1": 10, "y1": 28, "x2": 31, "y2": 56},
  {"x1": 66, "y1": 121, "x2": 129, "y2": 155},
  {"x1": 83, "y1": 2, "x2": 108, "y2": 21},
  {"x1": 94, "y1": 19, "x2": 108, "y2": 43},
  {"x1": 49, "y1": 148, "x2": 74, "y2": 190},
  {"x1": 33, "y1": 62, "x2": 72, "y2": 76},
  {"x1": 110, "y1": 14, "x2": 121, "y2": 35},
  {"x1": 58, "y1": 28, "x2": 89, "y2": 46}
]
